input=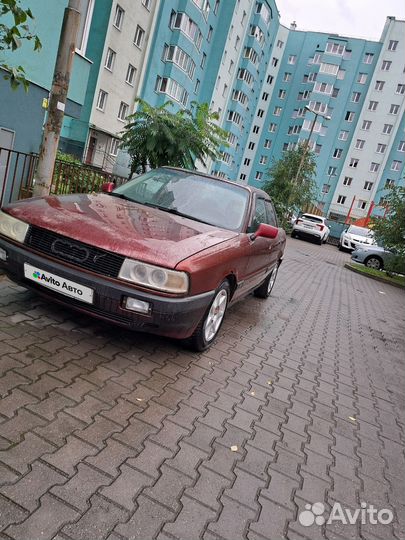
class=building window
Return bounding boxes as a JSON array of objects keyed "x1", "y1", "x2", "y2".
[
  {"x1": 250, "y1": 25, "x2": 265, "y2": 46},
  {"x1": 170, "y1": 12, "x2": 203, "y2": 50},
  {"x1": 110, "y1": 139, "x2": 120, "y2": 156},
  {"x1": 333, "y1": 148, "x2": 342, "y2": 158},
  {"x1": 391, "y1": 160, "x2": 402, "y2": 171},
  {"x1": 194, "y1": 79, "x2": 200, "y2": 93},
  {"x1": 232, "y1": 89, "x2": 248, "y2": 107},
  {"x1": 257, "y1": 109, "x2": 264, "y2": 118},
  {"x1": 213, "y1": 0, "x2": 220, "y2": 15},
  {"x1": 322, "y1": 184, "x2": 330, "y2": 193},
  {"x1": 156, "y1": 76, "x2": 189, "y2": 106},
  {"x1": 96, "y1": 89, "x2": 108, "y2": 111},
  {"x1": 325, "y1": 42, "x2": 345, "y2": 56},
  {"x1": 264, "y1": 139, "x2": 271, "y2": 148},
  {"x1": 252, "y1": 125, "x2": 259, "y2": 134},
  {"x1": 271, "y1": 57, "x2": 278, "y2": 67},
  {"x1": 267, "y1": 75, "x2": 274, "y2": 84},
  {"x1": 113, "y1": 4, "x2": 124, "y2": 30},
  {"x1": 278, "y1": 89, "x2": 286, "y2": 99},
  {"x1": 228, "y1": 60, "x2": 234, "y2": 74},
  {"x1": 288, "y1": 55, "x2": 296, "y2": 64},
  {"x1": 351, "y1": 91, "x2": 361, "y2": 103},
  {"x1": 370, "y1": 162, "x2": 379, "y2": 172},
  {"x1": 319, "y1": 62, "x2": 339, "y2": 76},
  {"x1": 118, "y1": 101, "x2": 129, "y2": 121},
  {"x1": 269, "y1": 123, "x2": 277, "y2": 132},
  {"x1": 357, "y1": 73, "x2": 367, "y2": 84},
  {"x1": 375, "y1": 80, "x2": 385, "y2": 91},
  {"x1": 256, "y1": 2, "x2": 271, "y2": 24},
  {"x1": 363, "y1": 181, "x2": 373, "y2": 191},
  {"x1": 338, "y1": 130, "x2": 348, "y2": 141},
  {"x1": 363, "y1": 52, "x2": 374, "y2": 64},
  {"x1": 388, "y1": 39, "x2": 398, "y2": 51},
  {"x1": 381, "y1": 60, "x2": 391, "y2": 71},
  {"x1": 349, "y1": 158, "x2": 359, "y2": 168},
  {"x1": 389, "y1": 104, "x2": 400, "y2": 114},
  {"x1": 227, "y1": 110, "x2": 242, "y2": 125},
  {"x1": 104, "y1": 48, "x2": 116, "y2": 71},
  {"x1": 385, "y1": 179, "x2": 395, "y2": 189},
  {"x1": 382, "y1": 123, "x2": 393, "y2": 134},
  {"x1": 314, "y1": 82, "x2": 333, "y2": 95},
  {"x1": 396, "y1": 84, "x2": 405, "y2": 95},
  {"x1": 142, "y1": 0, "x2": 152, "y2": 9},
  {"x1": 355, "y1": 139, "x2": 365, "y2": 150},
  {"x1": 277, "y1": 39, "x2": 284, "y2": 48},
  {"x1": 274, "y1": 107, "x2": 282, "y2": 116},
  {"x1": 328, "y1": 166, "x2": 337, "y2": 176},
  {"x1": 368, "y1": 100, "x2": 378, "y2": 111},
  {"x1": 398, "y1": 141, "x2": 405, "y2": 152},
  {"x1": 345, "y1": 111, "x2": 355, "y2": 122},
  {"x1": 337, "y1": 195, "x2": 346, "y2": 204},
  {"x1": 163, "y1": 45, "x2": 196, "y2": 79},
  {"x1": 240, "y1": 173, "x2": 246, "y2": 181},
  {"x1": 255, "y1": 171, "x2": 263, "y2": 180},
  {"x1": 376, "y1": 143, "x2": 386, "y2": 154},
  {"x1": 361, "y1": 120, "x2": 372, "y2": 130},
  {"x1": 283, "y1": 72, "x2": 291, "y2": 82},
  {"x1": 259, "y1": 155, "x2": 268, "y2": 165},
  {"x1": 262, "y1": 92, "x2": 269, "y2": 101},
  {"x1": 248, "y1": 142, "x2": 255, "y2": 150},
  {"x1": 237, "y1": 68, "x2": 254, "y2": 86},
  {"x1": 244, "y1": 47, "x2": 259, "y2": 65},
  {"x1": 357, "y1": 200, "x2": 367, "y2": 210},
  {"x1": 244, "y1": 158, "x2": 251, "y2": 166},
  {"x1": 125, "y1": 64, "x2": 136, "y2": 85},
  {"x1": 207, "y1": 25, "x2": 213, "y2": 42},
  {"x1": 134, "y1": 25, "x2": 145, "y2": 48},
  {"x1": 343, "y1": 177, "x2": 352, "y2": 186}
]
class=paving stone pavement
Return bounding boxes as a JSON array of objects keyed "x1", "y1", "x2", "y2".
[{"x1": 0, "y1": 238, "x2": 404, "y2": 540}]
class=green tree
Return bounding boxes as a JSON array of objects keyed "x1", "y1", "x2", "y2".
[
  {"x1": 262, "y1": 143, "x2": 317, "y2": 228},
  {"x1": 372, "y1": 185, "x2": 405, "y2": 274},
  {"x1": 1, "y1": 0, "x2": 41, "y2": 90},
  {"x1": 120, "y1": 98, "x2": 229, "y2": 177}
]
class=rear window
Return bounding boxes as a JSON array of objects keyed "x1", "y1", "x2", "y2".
[{"x1": 301, "y1": 214, "x2": 323, "y2": 224}]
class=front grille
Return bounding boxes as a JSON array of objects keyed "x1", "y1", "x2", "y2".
[{"x1": 25, "y1": 226, "x2": 125, "y2": 278}]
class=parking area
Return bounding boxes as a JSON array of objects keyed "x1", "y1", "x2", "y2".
[{"x1": 0, "y1": 238, "x2": 404, "y2": 540}]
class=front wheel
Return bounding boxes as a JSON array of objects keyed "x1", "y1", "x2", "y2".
[
  {"x1": 365, "y1": 256, "x2": 383, "y2": 270},
  {"x1": 187, "y1": 281, "x2": 230, "y2": 351},
  {"x1": 254, "y1": 265, "x2": 279, "y2": 299}
]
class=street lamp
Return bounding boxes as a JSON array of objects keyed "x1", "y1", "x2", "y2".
[{"x1": 293, "y1": 105, "x2": 331, "y2": 185}]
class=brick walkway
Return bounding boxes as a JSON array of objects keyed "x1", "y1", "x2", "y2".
[{"x1": 0, "y1": 238, "x2": 404, "y2": 540}]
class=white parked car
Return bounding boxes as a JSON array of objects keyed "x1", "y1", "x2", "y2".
[
  {"x1": 338, "y1": 225, "x2": 375, "y2": 252},
  {"x1": 291, "y1": 213, "x2": 330, "y2": 245}
]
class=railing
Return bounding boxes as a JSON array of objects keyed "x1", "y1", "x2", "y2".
[{"x1": 0, "y1": 147, "x2": 128, "y2": 206}]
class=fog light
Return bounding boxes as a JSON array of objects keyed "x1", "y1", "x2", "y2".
[
  {"x1": 0, "y1": 247, "x2": 7, "y2": 261},
  {"x1": 125, "y1": 297, "x2": 151, "y2": 314}
]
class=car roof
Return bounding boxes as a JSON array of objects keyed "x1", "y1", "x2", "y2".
[{"x1": 160, "y1": 166, "x2": 271, "y2": 201}]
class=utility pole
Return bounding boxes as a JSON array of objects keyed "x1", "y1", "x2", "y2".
[{"x1": 33, "y1": 0, "x2": 81, "y2": 198}]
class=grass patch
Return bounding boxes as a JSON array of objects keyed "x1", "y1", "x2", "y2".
[{"x1": 346, "y1": 262, "x2": 405, "y2": 288}]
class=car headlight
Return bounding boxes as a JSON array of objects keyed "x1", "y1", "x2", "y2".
[
  {"x1": 118, "y1": 259, "x2": 189, "y2": 294},
  {"x1": 0, "y1": 210, "x2": 29, "y2": 243}
]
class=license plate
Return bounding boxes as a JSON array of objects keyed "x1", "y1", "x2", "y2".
[
  {"x1": 24, "y1": 263, "x2": 94, "y2": 304},
  {"x1": 303, "y1": 224, "x2": 314, "y2": 229}
]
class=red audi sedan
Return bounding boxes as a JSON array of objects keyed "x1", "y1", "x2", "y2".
[{"x1": 0, "y1": 167, "x2": 285, "y2": 350}]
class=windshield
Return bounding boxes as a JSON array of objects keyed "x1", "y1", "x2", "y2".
[
  {"x1": 348, "y1": 226, "x2": 374, "y2": 237},
  {"x1": 112, "y1": 168, "x2": 249, "y2": 230},
  {"x1": 301, "y1": 214, "x2": 323, "y2": 223}
]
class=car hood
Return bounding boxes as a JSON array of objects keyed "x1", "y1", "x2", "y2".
[
  {"x1": 5, "y1": 193, "x2": 238, "y2": 268},
  {"x1": 344, "y1": 233, "x2": 374, "y2": 244},
  {"x1": 353, "y1": 244, "x2": 387, "y2": 253}
]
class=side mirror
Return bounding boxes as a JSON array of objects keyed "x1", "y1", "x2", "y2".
[
  {"x1": 101, "y1": 182, "x2": 115, "y2": 193},
  {"x1": 252, "y1": 223, "x2": 279, "y2": 240}
]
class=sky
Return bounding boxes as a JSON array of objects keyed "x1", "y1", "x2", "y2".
[{"x1": 276, "y1": 0, "x2": 405, "y2": 41}]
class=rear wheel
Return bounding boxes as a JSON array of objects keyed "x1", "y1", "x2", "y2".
[
  {"x1": 365, "y1": 256, "x2": 383, "y2": 270},
  {"x1": 254, "y1": 265, "x2": 279, "y2": 299},
  {"x1": 291, "y1": 230, "x2": 297, "y2": 239},
  {"x1": 187, "y1": 281, "x2": 230, "y2": 351}
]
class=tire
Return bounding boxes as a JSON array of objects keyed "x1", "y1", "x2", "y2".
[
  {"x1": 291, "y1": 231, "x2": 297, "y2": 239},
  {"x1": 338, "y1": 242, "x2": 343, "y2": 251},
  {"x1": 187, "y1": 281, "x2": 230, "y2": 351},
  {"x1": 254, "y1": 265, "x2": 279, "y2": 299},
  {"x1": 323, "y1": 235, "x2": 328, "y2": 244},
  {"x1": 317, "y1": 236, "x2": 323, "y2": 245},
  {"x1": 365, "y1": 256, "x2": 383, "y2": 270}
]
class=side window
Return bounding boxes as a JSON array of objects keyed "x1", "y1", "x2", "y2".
[
  {"x1": 265, "y1": 201, "x2": 278, "y2": 227},
  {"x1": 249, "y1": 198, "x2": 267, "y2": 232}
]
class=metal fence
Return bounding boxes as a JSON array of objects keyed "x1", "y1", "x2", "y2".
[{"x1": 0, "y1": 147, "x2": 128, "y2": 206}]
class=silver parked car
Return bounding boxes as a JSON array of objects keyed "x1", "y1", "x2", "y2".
[
  {"x1": 339, "y1": 225, "x2": 375, "y2": 252},
  {"x1": 351, "y1": 244, "x2": 392, "y2": 270}
]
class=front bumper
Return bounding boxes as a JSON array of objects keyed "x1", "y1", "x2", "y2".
[{"x1": 0, "y1": 237, "x2": 214, "y2": 339}]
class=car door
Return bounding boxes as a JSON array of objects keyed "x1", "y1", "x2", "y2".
[
  {"x1": 264, "y1": 199, "x2": 283, "y2": 267},
  {"x1": 244, "y1": 196, "x2": 276, "y2": 291}
]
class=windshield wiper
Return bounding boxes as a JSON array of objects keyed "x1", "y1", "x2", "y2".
[
  {"x1": 109, "y1": 192, "x2": 139, "y2": 203},
  {"x1": 147, "y1": 205, "x2": 212, "y2": 226}
]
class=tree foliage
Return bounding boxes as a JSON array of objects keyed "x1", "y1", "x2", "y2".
[
  {"x1": 262, "y1": 144, "x2": 317, "y2": 228},
  {"x1": 120, "y1": 99, "x2": 229, "y2": 177},
  {"x1": 372, "y1": 185, "x2": 405, "y2": 274},
  {"x1": 1, "y1": 0, "x2": 41, "y2": 90}
]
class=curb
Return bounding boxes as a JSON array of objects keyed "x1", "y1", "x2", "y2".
[{"x1": 344, "y1": 263, "x2": 405, "y2": 289}]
